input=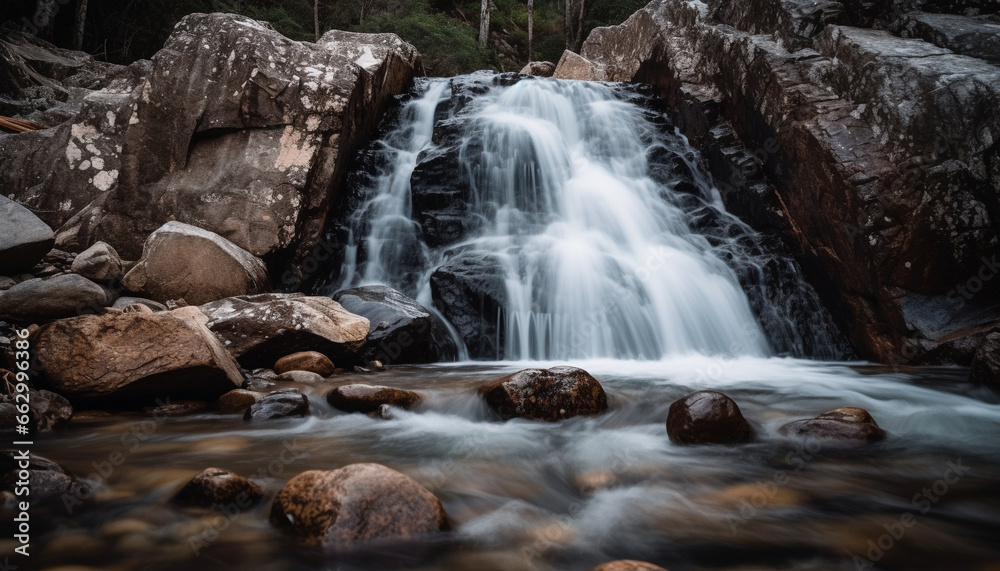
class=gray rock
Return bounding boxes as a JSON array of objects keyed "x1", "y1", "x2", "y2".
[
  {"x1": 111, "y1": 296, "x2": 167, "y2": 312},
  {"x1": 332, "y1": 285, "x2": 458, "y2": 364},
  {"x1": 430, "y1": 252, "x2": 507, "y2": 359},
  {"x1": 71, "y1": 241, "x2": 123, "y2": 282},
  {"x1": 894, "y1": 12, "x2": 1000, "y2": 63},
  {"x1": 0, "y1": 194, "x2": 54, "y2": 274},
  {"x1": 552, "y1": 50, "x2": 607, "y2": 81},
  {"x1": 0, "y1": 273, "x2": 117, "y2": 320},
  {"x1": 122, "y1": 221, "x2": 271, "y2": 306},
  {"x1": 244, "y1": 389, "x2": 309, "y2": 421}
]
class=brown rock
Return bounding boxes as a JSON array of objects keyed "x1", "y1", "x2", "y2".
[
  {"x1": 552, "y1": 50, "x2": 607, "y2": 81},
  {"x1": 0, "y1": 452, "x2": 89, "y2": 501},
  {"x1": 274, "y1": 351, "x2": 336, "y2": 376},
  {"x1": 327, "y1": 384, "x2": 421, "y2": 413},
  {"x1": 276, "y1": 370, "x2": 326, "y2": 384},
  {"x1": 33, "y1": 306, "x2": 243, "y2": 405},
  {"x1": 519, "y1": 61, "x2": 556, "y2": 77},
  {"x1": 218, "y1": 389, "x2": 263, "y2": 414},
  {"x1": 591, "y1": 561, "x2": 669, "y2": 571},
  {"x1": 122, "y1": 222, "x2": 270, "y2": 306},
  {"x1": 269, "y1": 463, "x2": 448, "y2": 545},
  {"x1": 172, "y1": 467, "x2": 264, "y2": 508},
  {"x1": 779, "y1": 407, "x2": 886, "y2": 444},
  {"x1": 478, "y1": 366, "x2": 608, "y2": 421},
  {"x1": 199, "y1": 293, "x2": 369, "y2": 369},
  {"x1": 666, "y1": 391, "x2": 754, "y2": 445}
]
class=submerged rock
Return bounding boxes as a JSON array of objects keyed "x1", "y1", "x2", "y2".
[
  {"x1": 327, "y1": 384, "x2": 422, "y2": 413},
  {"x1": 332, "y1": 285, "x2": 458, "y2": 364},
  {"x1": 200, "y1": 293, "x2": 369, "y2": 369},
  {"x1": 172, "y1": 467, "x2": 263, "y2": 508},
  {"x1": 479, "y1": 366, "x2": 608, "y2": 421},
  {"x1": 0, "y1": 274, "x2": 117, "y2": 321},
  {"x1": 0, "y1": 194, "x2": 54, "y2": 275},
  {"x1": 667, "y1": 391, "x2": 755, "y2": 445},
  {"x1": 591, "y1": 561, "x2": 670, "y2": 571},
  {"x1": 0, "y1": 452, "x2": 88, "y2": 501},
  {"x1": 269, "y1": 463, "x2": 448, "y2": 544},
  {"x1": 779, "y1": 407, "x2": 886, "y2": 444},
  {"x1": 33, "y1": 306, "x2": 243, "y2": 405},
  {"x1": 243, "y1": 389, "x2": 309, "y2": 421},
  {"x1": 122, "y1": 222, "x2": 270, "y2": 306},
  {"x1": 274, "y1": 351, "x2": 337, "y2": 377}
]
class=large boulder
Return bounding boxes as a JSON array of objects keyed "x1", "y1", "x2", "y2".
[
  {"x1": 0, "y1": 14, "x2": 421, "y2": 295},
  {"x1": 199, "y1": 293, "x2": 369, "y2": 369},
  {"x1": 779, "y1": 407, "x2": 886, "y2": 444},
  {"x1": 552, "y1": 50, "x2": 607, "y2": 81},
  {"x1": 332, "y1": 285, "x2": 458, "y2": 364},
  {"x1": 577, "y1": 0, "x2": 1000, "y2": 365},
  {"x1": 122, "y1": 221, "x2": 270, "y2": 306},
  {"x1": 478, "y1": 367, "x2": 608, "y2": 421},
  {"x1": 269, "y1": 463, "x2": 449, "y2": 545},
  {"x1": 0, "y1": 273, "x2": 117, "y2": 321},
  {"x1": 430, "y1": 252, "x2": 507, "y2": 359},
  {"x1": 0, "y1": 194, "x2": 54, "y2": 274},
  {"x1": 33, "y1": 306, "x2": 243, "y2": 405},
  {"x1": 666, "y1": 391, "x2": 755, "y2": 445}
]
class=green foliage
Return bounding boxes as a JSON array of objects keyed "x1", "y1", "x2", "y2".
[{"x1": 355, "y1": 11, "x2": 495, "y2": 76}]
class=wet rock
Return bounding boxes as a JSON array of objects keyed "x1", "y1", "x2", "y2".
[
  {"x1": 332, "y1": 285, "x2": 458, "y2": 364},
  {"x1": 519, "y1": 61, "x2": 556, "y2": 76},
  {"x1": 122, "y1": 222, "x2": 270, "y2": 306},
  {"x1": 369, "y1": 360, "x2": 386, "y2": 371},
  {"x1": 779, "y1": 407, "x2": 886, "y2": 443},
  {"x1": 327, "y1": 384, "x2": 422, "y2": 413},
  {"x1": 269, "y1": 463, "x2": 449, "y2": 545},
  {"x1": 478, "y1": 366, "x2": 608, "y2": 421},
  {"x1": 353, "y1": 365, "x2": 372, "y2": 374},
  {"x1": 430, "y1": 251, "x2": 507, "y2": 359},
  {"x1": 591, "y1": 561, "x2": 670, "y2": 571},
  {"x1": 0, "y1": 452, "x2": 88, "y2": 501},
  {"x1": 0, "y1": 403, "x2": 17, "y2": 430},
  {"x1": 243, "y1": 389, "x2": 309, "y2": 421},
  {"x1": 172, "y1": 467, "x2": 264, "y2": 508},
  {"x1": 0, "y1": 194, "x2": 54, "y2": 275},
  {"x1": 274, "y1": 351, "x2": 337, "y2": 377},
  {"x1": 667, "y1": 391, "x2": 755, "y2": 445},
  {"x1": 111, "y1": 296, "x2": 167, "y2": 312},
  {"x1": 0, "y1": 388, "x2": 73, "y2": 432},
  {"x1": 34, "y1": 306, "x2": 244, "y2": 406},
  {"x1": 200, "y1": 293, "x2": 369, "y2": 369},
  {"x1": 0, "y1": 274, "x2": 117, "y2": 321},
  {"x1": 71, "y1": 241, "x2": 123, "y2": 282},
  {"x1": 218, "y1": 389, "x2": 263, "y2": 414},
  {"x1": 969, "y1": 331, "x2": 1000, "y2": 388},
  {"x1": 276, "y1": 370, "x2": 326, "y2": 384},
  {"x1": 145, "y1": 400, "x2": 210, "y2": 416},
  {"x1": 552, "y1": 50, "x2": 607, "y2": 81}
]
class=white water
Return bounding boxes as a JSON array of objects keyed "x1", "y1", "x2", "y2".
[{"x1": 337, "y1": 76, "x2": 783, "y2": 360}]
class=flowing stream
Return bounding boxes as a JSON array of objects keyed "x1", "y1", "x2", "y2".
[{"x1": 21, "y1": 74, "x2": 1000, "y2": 570}]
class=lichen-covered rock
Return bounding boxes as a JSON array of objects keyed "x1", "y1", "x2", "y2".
[
  {"x1": 269, "y1": 463, "x2": 448, "y2": 545},
  {"x1": 1, "y1": 14, "x2": 421, "y2": 295},
  {"x1": 200, "y1": 293, "x2": 369, "y2": 369},
  {"x1": 122, "y1": 221, "x2": 270, "y2": 306},
  {"x1": 0, "y1": 274, "x2": 117, "y2": 321},
  {"x1": 332, "y1": 285, "x2": 458, "y2": 364},
  {"x1": 0, "y1": 194, "x2": 54, "y2": 274},
  {"x1": 33, "y1": 306, "x2": 243, "y2": 405},
  {"x1": 779, "y1": 406, "x2": 886, "y2": 444},
  {"x1": 274, "y1": 351, "x2": 337, "y2": 377},
  {"x1": 327, "y1": 384, "x2": 422, "y2": 414},
  {"x1": 172, "y1": 467, "x2": 263, "y2": 508},
  {"x1": 478, "y1": 367, "x2": 608, "y2": 421},
  {"x1": 667, "y1": 391, "x2": 755, "y2": 445}
]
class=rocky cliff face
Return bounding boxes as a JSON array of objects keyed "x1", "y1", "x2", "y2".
[
  {"x1": 565, "y1": 0, "x2": 1000, "y2": 364},
  {"x1": 0, "y1": 13, "x2": 421, "y2": 288}
]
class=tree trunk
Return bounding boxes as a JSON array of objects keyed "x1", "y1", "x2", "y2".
[
  {"x1": 479, "y1": 0, "x2": 491, "y2": 46},
  {"x1": 527, "y1": 0, "x2": 534, "y2": 63},
  {"x1": 564, "y1": 0, "x2": 586, "y2": 52},
  {"x1": 574, "y1": 0, "x2": 585, "y2": 52},
  {"x1": 314, "y1": 0, "x2": 320, "y2": 42},
  {"x1": 73, "y1": 0, "x2": 88, "y2": 50}
]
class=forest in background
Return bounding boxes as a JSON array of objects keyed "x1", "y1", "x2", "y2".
[{"x1": 3, "y1": 0, "x2": 648, "y2": 76}]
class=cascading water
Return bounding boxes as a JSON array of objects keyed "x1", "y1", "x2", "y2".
[{"x1": 324, "y1": 72, "x2": 847, "y2": 361}]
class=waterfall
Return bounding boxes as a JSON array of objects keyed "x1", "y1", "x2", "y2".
[{"x1": 324, "y1": 73, "x2": 848, "y2": 361}]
